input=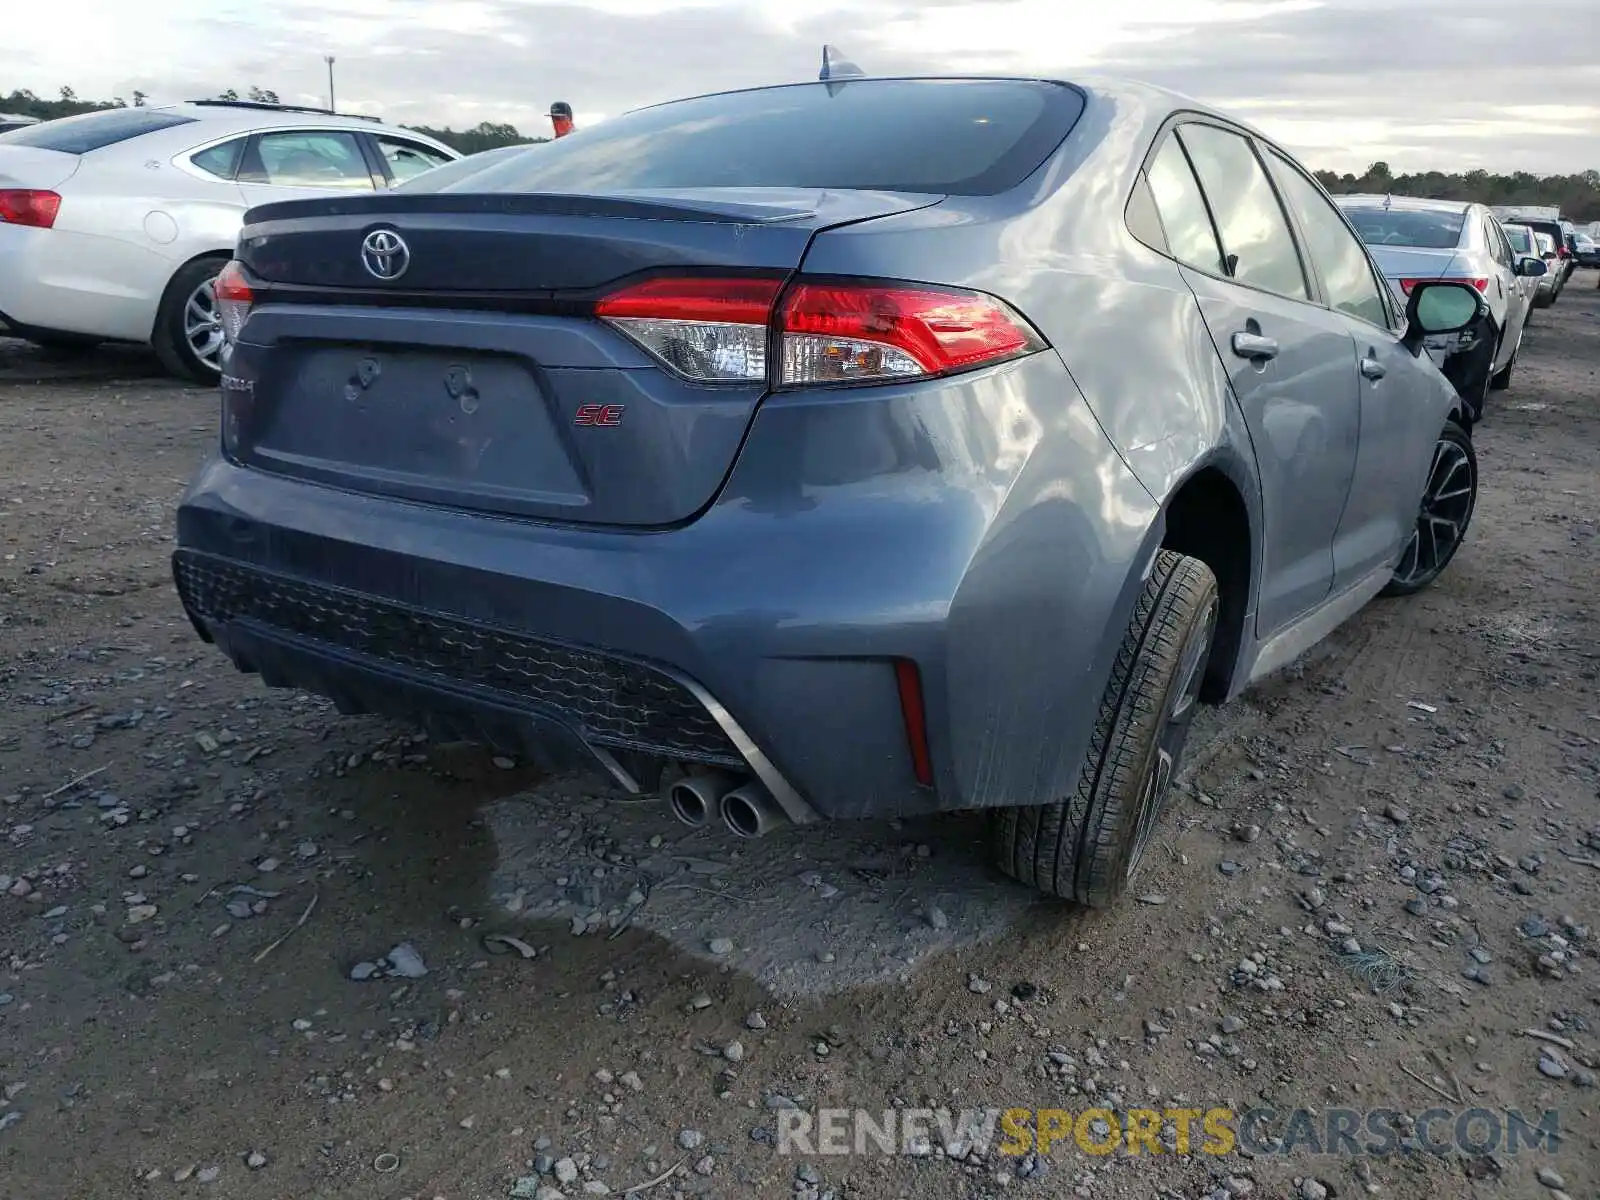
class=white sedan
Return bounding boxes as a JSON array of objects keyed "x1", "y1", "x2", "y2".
[{"x1": 0, "y1": 100, "x2": 460, "y2": 381}]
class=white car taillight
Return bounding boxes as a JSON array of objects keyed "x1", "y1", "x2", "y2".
[
  {"x1": 214, "y1": 260, "x2": 255, "y2": 345},
  {"x1": 595, "y1": 277, "x2": 778, "y2": 383},
  {"x1": 595, "y1": 274, "x2": 1046, "y2": 389}
]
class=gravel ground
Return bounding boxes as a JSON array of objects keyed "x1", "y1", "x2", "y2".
[{"x1": 1, "y1": 277, "x2": 1597, "y2": 1200}]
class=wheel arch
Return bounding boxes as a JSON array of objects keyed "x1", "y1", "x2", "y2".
[
  {"x1": 1154, "y1": 450, "x2": 1260, "y2": 702},
  {"x1": 148, "y1": 248, "x2": 233, "y2": 342}
]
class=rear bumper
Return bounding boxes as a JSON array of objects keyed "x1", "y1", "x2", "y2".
[{"x1": 175, "y1": 352, "x2": 1160, "y2": 820}]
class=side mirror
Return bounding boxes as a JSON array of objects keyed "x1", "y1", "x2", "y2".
[
  {"x1": 1401, "y1": 281, "x2": 1487, "y2": 354},
  {"x1": 1516, "y1": 255, "x2": 1549, "y2": 278}
]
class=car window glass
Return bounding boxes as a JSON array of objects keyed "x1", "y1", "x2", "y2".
[
  {"x1": 1145, "y1": 136, "x2": 1223, "y2": 273},
  {"x1": 376, "y1": 136, "x2": 454, "y2": 183},
  {"x1": 1176, "y1": 124, "x2": 1306, "y2": 299},
  {"x1": 1265, "y1": 151, "x2": 1388, "y2": 327},
  {"x1": 1483, "y1": 218, "x2": 1510, "y2": 266},
  {"x1": 1503, "y1": 224, "x2": 1532, "y2": 255},
  {"x1": 1340, "y1": 206, "x2": 1465, "y2": 249},
  {"x1": 0, "y1": 108, "x2": 194, "y2": 153},
  {"x1": 455, "y1": 79, "x2": 1085, "y2": 197},
  {"x1": 1124, "y1": 171, "x2": 1168, "y2": 253},
  {"x1": 190, "y1": 138, "x2": 245, "y2": 180},
  {"x1": 249, "y1": 131, "x2": 373, "y2": 189}
]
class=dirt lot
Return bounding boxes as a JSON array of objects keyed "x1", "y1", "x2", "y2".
[{"x1": 2, "y1": 279, "x2": 1598, "y2": 1200}]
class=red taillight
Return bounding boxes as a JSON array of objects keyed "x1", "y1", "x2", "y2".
[
  {"x1": 594, "y1": 274, "x2": 1046, "y2": 388},
  {"x1": 0, "y1": 189, "x2": 61, "y2": 229},
  {"x1": 1398, "y1": 276, "x2": 1488, "y2": 295},
  {"x1": 893, "y1": 659, "x2": 934, "y2": 788},
  {"x1": 213, "y1": 259, "x2": 255, "y2": 345},
  {"x1": 779, "y1": 281, "x2": 1045, "y2": 387},
  {"x1": 594, "y1": 276, "x2": 781, "y2": 325}
]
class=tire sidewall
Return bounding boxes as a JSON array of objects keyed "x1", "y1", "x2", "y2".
[{"x1": 1079, "y1": 562, "x2": 1220, "y2": 902}]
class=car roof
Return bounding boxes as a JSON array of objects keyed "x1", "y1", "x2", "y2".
[
  {"x1": 153, "y1": 99, "x2": 402, "y2": 134},
  {"x1": 1336, "y1": 193, "x2": 1474, "y2": 214}
]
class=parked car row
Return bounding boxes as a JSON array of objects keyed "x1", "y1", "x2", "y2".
[
  {"x1": 0, "y1": 100, "x2": 462, "y2": 380},
  {"x1": 172, "y1": 70, "x2": 1490, "y2": 906},
  {"x1": 1335, "y1": 194, "x2": 1572, "y2": 422}
]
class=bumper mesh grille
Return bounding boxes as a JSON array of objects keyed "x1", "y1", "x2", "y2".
[{"x1": 172, "y1": 551, "x2": 742, "y2": 766}]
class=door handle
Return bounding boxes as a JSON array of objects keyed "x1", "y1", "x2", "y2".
[
  {"x1": 1231, "y1": 331, "x2": 1279, "y2": 360},
  {"x1": 1360, "y1": 356, "x2": 1386, "y2": 381}
]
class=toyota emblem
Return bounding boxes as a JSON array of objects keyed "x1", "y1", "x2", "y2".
[{"x1": 361, "y1": 229, "x2": 410, "y2": 281}]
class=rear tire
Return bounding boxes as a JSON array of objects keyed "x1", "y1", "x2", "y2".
[
  {"x1": 153, "y1": 255, "x2": 229, "y2": 384},
  {"x1": 990, "y1": 551, "x2": 1219, "y2": 907}
]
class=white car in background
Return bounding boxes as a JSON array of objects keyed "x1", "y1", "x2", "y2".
[{"x1": 0, "y1": 101, "x2": 460, "y2": 380}]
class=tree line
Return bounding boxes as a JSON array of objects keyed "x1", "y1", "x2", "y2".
[
  {"x1": 5, "y1": 85, "x2": 1597, "y2": 216},
  {"x1": 1316, "y1": 161, "x2": 1600, "y2": 223}
]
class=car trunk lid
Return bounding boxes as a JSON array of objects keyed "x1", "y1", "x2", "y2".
[
  {"x1": 224, "y1": 188, "x2": 940, "y2": 527},
  {"x1": 0, "y1": 146, "x2": 82, "y2": 190}
]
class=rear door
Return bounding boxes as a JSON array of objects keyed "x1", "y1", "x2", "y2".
[
  {"x1": 1478, "y1": 212, "x2": 1522, "y2": 357},
  {"x1": 1147, "y1": 122, "x2": 1362, "y2": 636},
  {"x1": 1264, "y1": 149, "x2": 1437, "y2": 589}
]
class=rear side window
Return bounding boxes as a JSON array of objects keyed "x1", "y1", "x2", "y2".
[
  {"x1": 1146, "y1": 137, "x2": 1224, "y2": 274},
  {"x1": 0, "y1": 108, "x2": 194, "y2": 153},
  {"x1": 1176, "y1": 124, "x2": 1307, "y2": 300},
  {"x1": 1341, "y1": 206, "x2": 1465, "y2": 250},
  {"x1": 191, "y1": 138, "x2": 246, "y2": 180},
  {"x1": 448, "y1": 79, "x2": 1084, "y2": 196},
  {"x1": 1483, "y1": 217, "x2": 1512, "y2": 267}
]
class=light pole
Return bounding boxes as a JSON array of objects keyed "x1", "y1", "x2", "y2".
[{"x1": 325, "y1": 56, "x2": 336, "y2": 113}]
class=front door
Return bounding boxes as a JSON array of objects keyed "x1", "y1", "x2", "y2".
[{"x1": 1262, "y1": 146, "x2": 1445, "y2": 588}]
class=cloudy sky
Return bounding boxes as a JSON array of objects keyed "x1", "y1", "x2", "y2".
[{"x1": 5, "y1": 0, "x2": 1597, "y2": 174}]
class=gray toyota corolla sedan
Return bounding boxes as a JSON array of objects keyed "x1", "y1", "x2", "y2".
[{"x1": 176, "y1": 74, "x2": 1484, "y2": 906}]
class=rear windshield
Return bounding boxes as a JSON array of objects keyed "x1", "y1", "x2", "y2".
[
  {"x1": 1340, "y1": 206, "x2": 1466, "y2": 250},
  {"x1": 1502, "y1": 224, "x2": 1533, "y2": 254},
  {"x1": 421, "y1": 79, "x2": 1085, "y2": 197},
  {"x1": 0, "y1": 108, "x2": 195, "y2": 154}
]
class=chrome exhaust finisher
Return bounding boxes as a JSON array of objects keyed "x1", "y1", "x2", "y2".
[
  {"x1": 668, "y1": 769, "x2": 741, "y2": 827},
  {"x1": 719, "y1": 779, "x2": 790, "y2": 839}
]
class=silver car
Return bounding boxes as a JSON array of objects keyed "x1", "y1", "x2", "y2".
[
  {"x1": 1337, "y1": 195, "x2": 1544, "y2": 394},
  {"x1": 1503, "y1": 222, "x2": 1558, "y2": 307}
]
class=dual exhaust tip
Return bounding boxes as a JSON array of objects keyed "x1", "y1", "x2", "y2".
[{"x1": 668, "y1": 770, "x2": 786, "y2": 838}]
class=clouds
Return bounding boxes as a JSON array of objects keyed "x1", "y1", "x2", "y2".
[{"x1": 3, "y1": 0, "x2": 1597, "y2": 172}]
